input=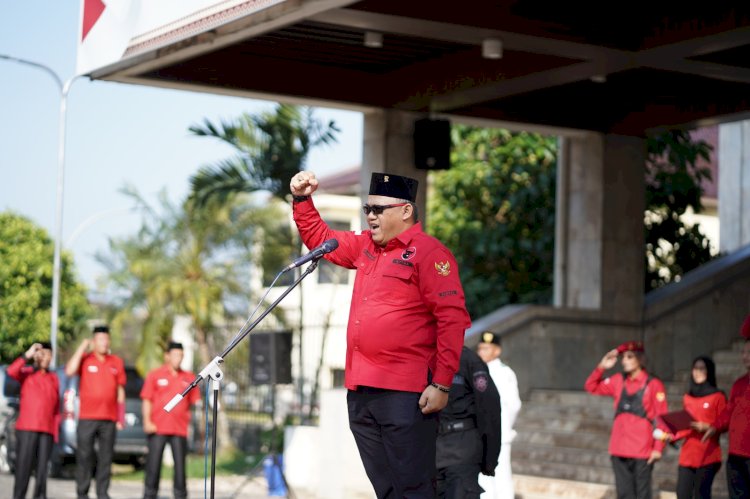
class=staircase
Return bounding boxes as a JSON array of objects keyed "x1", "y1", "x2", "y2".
[{"x1": 510, "y1": 341, "x2": 747, "y2": 499}]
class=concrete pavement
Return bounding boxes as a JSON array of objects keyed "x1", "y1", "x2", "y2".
[{"x1": 0, "y1": 471, "x2": 288, "y2": 498}]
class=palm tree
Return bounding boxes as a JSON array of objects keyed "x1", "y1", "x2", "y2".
[
  {"x1": 101, "y1": 184, "x2": 279, "y2": 365},
  {"x1": 187, "y1": 104, "x2": 342, "y2": 422},
  {"x1": 188, "y1": 103, "x2": 339, "y2": 207}
]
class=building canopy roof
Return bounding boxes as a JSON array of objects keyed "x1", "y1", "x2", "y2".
[{"x1": 94, "y1": 0, "x2": 750, "y2": 136}]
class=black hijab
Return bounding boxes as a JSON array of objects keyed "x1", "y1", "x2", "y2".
[{"x1": 688, "y1": 355, "x2": 720, "y2": 398}]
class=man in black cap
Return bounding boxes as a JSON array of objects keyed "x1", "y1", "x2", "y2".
[
  {"x1": 290, "y1": 170, "x2": 471, "y2": 498},
  {"x1": 7, "y1": 342, "x2": 59, "y2": 499},
  {"x1": 65, "y1": 325, "x2": 126, "y2": 499},
  {"x1": 140, "y1": 341, "x2": 200, "y2": 499},
  {"x1": 476, "y1": 331, "x2": 522, "y2": 499}
]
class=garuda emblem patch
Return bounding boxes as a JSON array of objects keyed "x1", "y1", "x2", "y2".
[{"x1": 435, "y1": 261, "x2": 451, "y2": 276}]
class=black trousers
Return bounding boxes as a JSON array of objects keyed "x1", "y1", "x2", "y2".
[
  {"x1": 727, "y1": 454, "x2": 750, "y2": 499},
  {"x1": 143, "y1": 434, "x2": 188, "y2": 499},
  {"x1": 611, "y1": 456, "x2": 653, "y2": 499},
  {"x1": 75, "y1": 419, "x2": 116, "y2": 499},
  {"x1": 13, "y1": 430, "x2": 53, "y2": 499},
  {"x1": 676, "y1": 462, "x2": 721, "y2": 499},
  {"x1": 436, "y1": 428, "x2": 484, "y2": 499},
  {"x1": 348, "y1": 387, "x2": 438, "y2": 499}
]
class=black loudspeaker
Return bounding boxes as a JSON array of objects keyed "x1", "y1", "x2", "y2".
[
  {"x1": 414, "y1": 118, "x2": 451, "y2": 170},
  {"x1": 250, "y1": 331, "x2": 293, "y2": 385}
]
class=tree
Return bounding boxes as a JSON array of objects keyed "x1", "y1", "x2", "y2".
[
  {"x1": 98, "y1": 186, "x2": 263, "y2": 375},
  {"x1": 188, "y1": 104, "x2": 340, "y2": 206},
  {"x1": 187, "y1": 104, "x2": 342, "y2": 418},
  {"x1": 427, "y1": 126, "x2": 557, "y2": 319},
  {"x1": 645, "y1": 130, "x2": 715, "y2": 291},
  {"x1": 0, "y1": 211, "x2": 90, "y2": 362}
]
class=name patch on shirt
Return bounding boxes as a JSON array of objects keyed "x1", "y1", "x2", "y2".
[
  {"x1": 157, "y1": 378, "x2": 169, "y2": 386},
  {"x1": 391, "y1": 259, "x2": 413, "y2": 267},
  {"x1": 439, "y1": 290, "x2": 457, "y2": 297},
  {"x1": 364, "y1": 249, "x2": 376, "y2": 260},
  {"x1": 87, "y1": 365, "x2": 99, "y2": 373}
]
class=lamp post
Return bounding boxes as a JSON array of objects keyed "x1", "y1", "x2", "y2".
[{"x1": 0, "y1": 54, "x2": 80, "y2": 367}]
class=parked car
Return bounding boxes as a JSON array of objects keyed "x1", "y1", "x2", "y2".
[
  {"x1": 51, "y1": 365, "x2": 148, "y2": 477},
  {"x1": 0, "y1": 363, "x2": 148, "y2": 477},
  {"x1": 0, "y1": 365, "x2": 20, "y2": 474}
]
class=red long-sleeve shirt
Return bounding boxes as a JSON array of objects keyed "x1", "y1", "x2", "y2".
[
  {"x1": 7, "y1": 356, "x2": 59, "y2": 436},
  {"x1": 585, "y1": 367, "x2": 668, "y2": 459},
  {"x1": 293, "y1": 198, "x2": 470, "y2": 391},
  {"x1": 672, "y1": 391, "x2": 726, "y2": 467},
  {"x1": 714, "y1": 374, "x2": 750, "y2": 458}
]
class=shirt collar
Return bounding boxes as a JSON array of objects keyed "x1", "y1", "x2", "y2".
[{"x1": 386, "y1": 222, "x2": 423, "y2": 249}]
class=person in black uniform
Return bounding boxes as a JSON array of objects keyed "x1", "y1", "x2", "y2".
[{"x1": 437, "y1": 346, "x2": 502, "y2": 498}]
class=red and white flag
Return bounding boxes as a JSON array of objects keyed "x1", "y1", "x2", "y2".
[{"x1": 77, "y1": 0, "x2": 142, "y2": 75}]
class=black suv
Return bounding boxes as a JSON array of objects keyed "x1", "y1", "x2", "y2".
[{"x1": 0, "y1": 364, "x2": 148, "y2": 477}]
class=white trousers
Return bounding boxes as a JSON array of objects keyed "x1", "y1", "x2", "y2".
[{"x1": 478, "y1": 442, "x2": 514, "y2": 499}]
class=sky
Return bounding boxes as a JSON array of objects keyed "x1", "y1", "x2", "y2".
[{"x1": 0, "y1": 1, "x2": 364, "y2": 291}]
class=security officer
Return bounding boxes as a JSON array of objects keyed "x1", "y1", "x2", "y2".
[{"x1": 437, "y1": 346, "x2": 502, "y2": 498}]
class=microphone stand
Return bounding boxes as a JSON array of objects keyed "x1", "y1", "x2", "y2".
[{"x1": 164, "y1": 259, "x2": 322, "y2": 499}]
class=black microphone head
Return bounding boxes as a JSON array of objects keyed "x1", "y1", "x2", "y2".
[{"x1": 323, "y1": 239, "x2": 339, "y2": 252}]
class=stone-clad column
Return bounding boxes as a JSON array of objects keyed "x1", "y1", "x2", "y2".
[
  {"x1": 554, "y1": 133, "x2": 645, "y2": 320},
  {"x1": 719, "y1": 121, "x2": 750, "y2": 252},
  {"x1": 362, "y1": 109, "x2": 428, "y2": 221}
]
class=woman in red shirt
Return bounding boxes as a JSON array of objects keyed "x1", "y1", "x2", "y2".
[{"x1": 667, "y1": 356, "x2": 726, "y2": 499}]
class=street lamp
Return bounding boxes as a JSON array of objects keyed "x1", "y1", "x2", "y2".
[{"x1": 0, "y1": 54, "x2": 81, "y2": 367}]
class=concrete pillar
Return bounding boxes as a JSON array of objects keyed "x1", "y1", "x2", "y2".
[
  {"x1": 554, "y1": 133, "x2": 645, "y2": 320},
  {"x1": 719, "y1": 121, "x2": 750, "y2": 252},
  {"x1": 362, "y1": 109, "x2": 428, "y2": 222}
]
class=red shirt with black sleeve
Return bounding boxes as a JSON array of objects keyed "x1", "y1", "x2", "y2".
[
  {"x1": 585, "y1": 367, "x2": 669, "y2": 459},
  {"x1": 293, "y1": 198, "x2": 470, "y2": 391},
  {"x1": 77, "y1": 352, "x2": 126, "y2": 421},
  {"x1": 140, "y1": 364, "x2": 200, "y2": 437},
  {"x1": 672, "y1": 391, "x2": 726, "y2": 467},
  {"x1": 714, "y1": 374, "x2": 750, "y2": 458},
  {"x1": 7, "y1": 356, "x2": 59, "y2": 436}
]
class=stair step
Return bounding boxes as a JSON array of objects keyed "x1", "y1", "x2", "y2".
[{"x1": 518, "y1": 402, "x2": 614, "y2": 420}]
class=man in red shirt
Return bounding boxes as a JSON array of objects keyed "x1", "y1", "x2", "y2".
[
  {"x1": 704, "y1": 314, "x2": 750, "y2": 499},
  {"x1": 8, "y1": 342, "x2": 59, "y2": 499},
  {"x1": 65, "y1": 325, "x2": 126, "y2": 499},
  {"x1": 290, "y1": 171, "x2": 471, "y2": 498},
  {"x1": 584, "y1": 341, "x2": 669, "y2": 499},
  {"x1": 140, "y1": 341, "x2": 200, "y2": 499}
]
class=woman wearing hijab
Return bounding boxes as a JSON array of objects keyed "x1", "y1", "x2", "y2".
[{"x1": 667, "y1": 356, "x2": 727, "y2": 498}]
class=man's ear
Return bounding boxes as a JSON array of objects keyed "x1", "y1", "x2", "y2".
[{"x1": 402, "y1": 203, "x2": 414, "y2": 221}]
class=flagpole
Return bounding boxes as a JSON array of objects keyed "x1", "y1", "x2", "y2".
[{"x1": 0, "y1": 54, "x2": 80, "y2": 368}]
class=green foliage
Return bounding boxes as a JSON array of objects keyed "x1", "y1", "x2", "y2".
[
  {"x1": 97, "y1": 187, "x2": 263, "y2": 374},
  {"x1": 427, "y1": 127, "x2": 557, "y2": 319},
  {"x1": 0, "y1": 212, "x2": 90, "y2": 362},
  {"x1": 645, "y1": 130, "x2": 715, "y2": 291},
  {"x1": 188, "y1": 104, "x2": 340, "y2": 207}
]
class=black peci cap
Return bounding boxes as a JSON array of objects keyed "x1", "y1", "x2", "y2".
[
  {"x1": 167, "y1": 341, "x2": 184, "y2": 351},
  {"x1": 369, "y1": 172, "x2": 419, "y2": 202},
  {"x1": 92, "y1": 325, "x2": 110, "y2": 334}
]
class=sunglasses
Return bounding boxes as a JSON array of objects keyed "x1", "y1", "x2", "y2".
[{"x1": 362, "y1": 203, "x2": 409, "y2": 215}]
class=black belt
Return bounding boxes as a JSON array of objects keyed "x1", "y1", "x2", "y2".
[{"x1": 439, "y1": 419, "x2": 476, "y2": 433}]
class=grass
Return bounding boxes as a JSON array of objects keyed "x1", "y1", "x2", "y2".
[{"x1": 112, "y1": 448, "x2": 264, "y2": 481}]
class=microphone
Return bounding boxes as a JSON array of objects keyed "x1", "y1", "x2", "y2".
[{"x1": 285, "y1": 239, "x2": 338, "y2": 271}]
